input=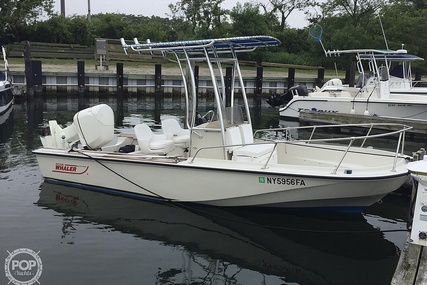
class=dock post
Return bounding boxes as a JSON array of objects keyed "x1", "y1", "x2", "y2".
[
  {"x1": 225, "y1": 67, "x2": 232, "y2": 107},
  {"x1": 31, "y1": 60, "x2": 43, "y2": 97},
  {"x1": 24, "y1": 41, "x2": 34, "y2": 100},
  {"x1": 154, "y1": 64, "x2": 162, "y2": 122},
  {"x1": 348, "y1": 61, "x2": 356, "y2": 86},
  {"x1": 254, "y1": 67, "x2": 263, "y2": 108},
  {"x1": 116, "y1": 62, "x2": 124, "y2": 96},
  {"x1": 344, "y1": 69, "x2": 350, "y2": 85},
  {"x1": 77, "y1": 61, "x2": 85, "y2": 109},
  {"x1": 77, "y1": 61, "x2": 85, "y2": 95},
  {"x1": 316, "y1": 68, "x2": 325, "y2": 87},
  {"x1": 415, "y1": 72, "x2": 422, "y2": 83},
  {"x1": 252, "y1": 66, "x2": 263, "y2": 127},
  {"x1": 287, "y1": 68, "x2": 295, "y2": 89},
  {"x1": 116, "y1": 62, "x2": 124, "y2": 127}
]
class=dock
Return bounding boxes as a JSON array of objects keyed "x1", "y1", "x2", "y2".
[
  {"x1": 299, "y1": 110, "x2": 427, "y2": 135},
  {"x1": 391, "y1": 233, "x2": 427, "y2": 284}
]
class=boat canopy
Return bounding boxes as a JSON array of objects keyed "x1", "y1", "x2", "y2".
[
  {"x1": 326, "y1": 48, "x2": 422, "y2": 57},
  {"x1": 121, "y1": 35, "x2": 281, "y2": 159},
  {"x1": 324, "y1": 48, "x2": 424, "y2": 83},
  {"x1": 359, "y1": 53, "x2": 424, "y2": 62},
  {"x1": 121, "y1": 36, "x2": 281, "y2": 54}
]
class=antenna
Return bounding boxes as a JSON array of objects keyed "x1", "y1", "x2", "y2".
[{"x1": 378, "y1": 16, "x2": 389, "y2": 50}]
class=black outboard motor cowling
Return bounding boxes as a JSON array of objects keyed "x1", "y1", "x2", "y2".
[{"x1": 266, "y1": 84, "x2": 308, "y2": 107}]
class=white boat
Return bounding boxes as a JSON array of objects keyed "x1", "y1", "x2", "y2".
[
  {"x1": 270, "y1": 48, "x2": 427, "y2": 120},
  {"x1": 0, "y1": 46, "x2": 14, "y2": 115},
  {"x1": 33, "y1": 36, "x2": 413, "y2": 212}
]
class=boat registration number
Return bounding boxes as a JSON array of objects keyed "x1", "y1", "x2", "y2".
[{"x1": 259, "y1": 177, "x2": 306, "y2": 186}]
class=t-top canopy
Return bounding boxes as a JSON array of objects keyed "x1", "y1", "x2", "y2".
[
  {"x1": 359, "y1": 53, "x2": 424, "y2": 62},
  {"x1": 326, "y1": 48, "x2": 424, "y2": 61},
  {"x1": 121, "y1": 36, "x2": 281, "y2": 55}
]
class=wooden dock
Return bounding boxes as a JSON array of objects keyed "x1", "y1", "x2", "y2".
[{"x1": 391, "y1": 234, "x2": 427, "y2": 284}]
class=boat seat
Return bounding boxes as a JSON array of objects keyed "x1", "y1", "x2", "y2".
[
  {"x1": 225, "y1": 126, "x2": 243, "y2": 152},
  {"x1": 239, "y1": 123, "x2": 255, "y2": 144},
  {"x1": 134, "y1": 123, "x2": 175, "y2": 155},
  {"x1": 161, "y1": 118, "x2": 190, "y2": 149},
  {"x1": 235, "y1": 123, "x2": 276, "y2": 163},
  {"x1": 227, "y1": 124, "x2": 276, "y2": 163}
]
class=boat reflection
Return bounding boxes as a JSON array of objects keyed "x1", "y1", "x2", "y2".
[
  {"x1": 37, "y1": 182, "x2": 400, "y2": 285},
  {"x1": 0, "y1": 105, "x2": 14, "y2": 143}
]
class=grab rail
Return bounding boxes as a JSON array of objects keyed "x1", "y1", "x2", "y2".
[{"x1": 190, "y1": 123, "x2": 412, "y2": 173}]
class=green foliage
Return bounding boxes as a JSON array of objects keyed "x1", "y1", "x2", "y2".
[
  {"x1": 169, "y1": 0, "x2": 227, "y2": 34},
  {"x1": 1, "y1": 0, "x2": 426, "y2": 74},
  {"x1": 31, "y1": 15, "x2": 92, "y2": 45},
  {"x1": 229, "y1": 2, "x2": 272, "y2": 36},
  {"x1": 0, "y1": 0, "x2": 54, "y2": 42}
]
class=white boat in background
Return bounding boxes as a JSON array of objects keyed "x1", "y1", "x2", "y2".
[
  {"x1": 268, "y1": 48, "x2": 427, "y2": 120},
  {"x1": 33, "y1": 36, "x2": 413, "y2": 212},
  {"x1": 0, "y1": 46, "x2": 14, "y2": 115}
]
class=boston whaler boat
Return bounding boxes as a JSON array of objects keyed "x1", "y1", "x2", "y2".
[
  {"x1": 33, "y1": 36, "x2": 413, "y2": 211},
  {"x1": 268, "y1": 47, "x2": 427, "y2": 120},
  {"x1": 0, "y1": 45, "x2": 14, "y2": 115}
]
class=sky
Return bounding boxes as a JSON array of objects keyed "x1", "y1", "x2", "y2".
[{"x1": 53, "y1": 0, "x2": 309, "y2": 28}]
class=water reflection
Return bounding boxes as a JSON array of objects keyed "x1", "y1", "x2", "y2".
[
  {"x1": 0, "y1": 105, "x2": 14, "y2": 144},
  {"x1": 38, "y1": 182, "x2": 400, "y2": 285}
]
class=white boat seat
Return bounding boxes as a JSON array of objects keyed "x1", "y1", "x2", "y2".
[
  {"x1": 233, "y1": 123, "x2": 276, "y2": 162},
  {"x1": 227, "y1": 124, "x2": 275, "y2": 162},
  {"x1": 225, "y1": 126, "x2": 242, "y2": 151},
  {"x1": 161, "y1": 118, "x2": 190, "y2": 148},
  {"x1": 239, "y1": 123, "x2": 254, "y2": 144},
  {"x1": 233, "y1": 144, "x2": 274, "y2": 158},
  {"x1": 134, "y1": 123, "x2": 175, "y2": 155}
]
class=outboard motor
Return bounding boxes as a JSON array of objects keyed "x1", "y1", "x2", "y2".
[
  {"x1": 266, "y1": 85, "x2": 308, "y2": 107},
  {"x1": 40, "y1": 104, "x2": 114, "y2": 150},
  {"x1": 289, "y1": 85, "x2": 309, "y2": 97},
  {"x1": 73, "y1": 104, "x2": 115, "y2": 149}
]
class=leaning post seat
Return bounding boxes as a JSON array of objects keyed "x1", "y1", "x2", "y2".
[
  {"x1": 161, "y1": 119, "x2": 190, "y2": 149},
  {"x1": 134, "y1": 123, "x2": 175, "y2": 155},
  {"x1": 233, "y1": 123, "x2": 277, "y2": 163}
]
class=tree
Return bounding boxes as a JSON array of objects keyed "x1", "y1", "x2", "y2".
[
  {"x1": 320, "y1": 0, "x2": 383, "y2": 28},
  {"x1": 0, "y1": 0, "x2": 54, "y2": 43},
  {"x1": 91, "y1": 14, "x2": 127, "y2": 39},
  {"x1": 168, "y1": 0, "x2": 227, "y2": 35},
  {"x1": 259, "y1": 0, "x2": 315, "y2": 31},
  {"x1": 229, "y1": 3, "x2": 274, "y2": 62},
  {"x1": 229, "y1": 2, "x2": 272, "y2": 36}
]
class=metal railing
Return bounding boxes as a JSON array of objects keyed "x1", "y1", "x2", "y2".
[{"x1": 190, "y1": 123, "x2": 412, "y2": 174}]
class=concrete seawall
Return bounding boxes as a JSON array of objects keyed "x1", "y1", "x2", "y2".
[{"x1": 9, "y1": 61, "x2": 323, "y2": 96}]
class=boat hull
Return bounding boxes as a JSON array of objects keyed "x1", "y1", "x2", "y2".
[
  {"x1": 279, "y1": 97, "x2": 427, "y2": 120},
  {"x1": 33, "y1": 148, "x2": 409, "y2": 211},
  {"x1": 0, "y1": 83, "x2": 13, "y2": 115}
]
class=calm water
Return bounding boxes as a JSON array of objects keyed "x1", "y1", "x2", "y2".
[{"x1": 0, "y1": 97, "x2": 414, "y2": 285}]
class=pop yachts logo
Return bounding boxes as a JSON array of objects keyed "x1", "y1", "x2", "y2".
[
  {"x1": 53, "y1": 163, "x2": 89, "y2": 174},
  {"x1": 4, "y1": 248, "x2": 43, "y2": 285}
]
